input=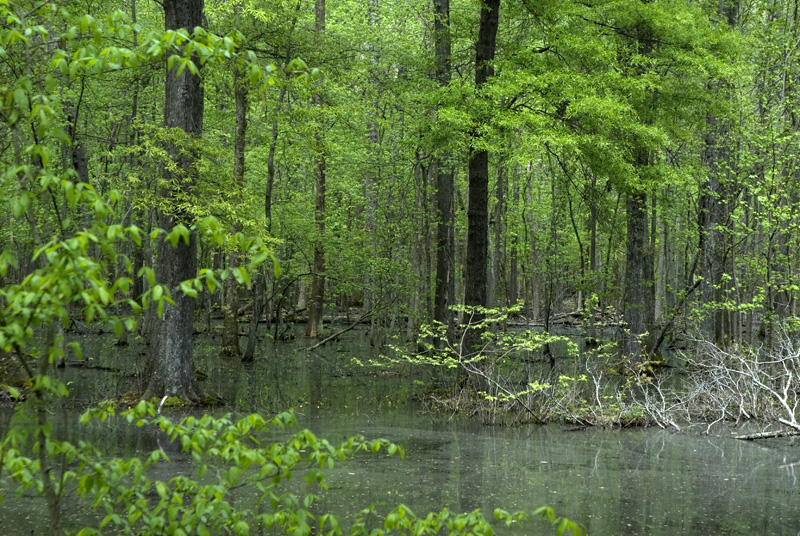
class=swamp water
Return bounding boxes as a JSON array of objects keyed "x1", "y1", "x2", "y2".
[{"x1": 1, "y1": 327, "x2": 799, "y2": 535}]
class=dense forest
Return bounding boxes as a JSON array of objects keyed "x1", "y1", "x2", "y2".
[
  {"x1": 3, "y1": 0, "x2": 800, "y2": 398},
  {"x1": 3, "y1": 0, "x2": 800, "y2": 534}
]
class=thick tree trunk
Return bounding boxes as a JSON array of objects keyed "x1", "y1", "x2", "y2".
[
  {"x1": 698, "y1": 3, "x2": 738, "y2": 345},
  {"x1": 148, "y1": 229, "x2": 201, "y2": 399},
  {"x1": 526, "y1": 166, "x2": 541, "y2": 320},
  {"x1": 463, "y1": 0, "x2": 500, "y2": 320},
  {"x1": 622, "y1": 18, "x2": 657, "y2": 363},
  {"x1": 144, "y1": 0, "x2": 204, "y2": 401},
  {"x1": 654, "y1": 204, "x2": 667, "y2": 323}
]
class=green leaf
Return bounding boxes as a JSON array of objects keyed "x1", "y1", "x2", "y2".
[
  {"x1": 13, "y1": 192, "x2": 30, "y2": 217},
  {"x1": 139, "y1": 266, "x2": 156, "y2": 287},
  {"x1": 111, "y1": 317, "x2": 123, "y2": 337},
  {"x1": 205, "y1": 273, "x2": 218, "y2": 294},
  {"x1": 13, "y1": 88, "x2": 28, "y2": 110},
  {"x1": 179, "y1": 281, "x2": 198, "y2": 298},
  {"x1": 233, "y1": 266, "x2": 250, "y2": 287}
]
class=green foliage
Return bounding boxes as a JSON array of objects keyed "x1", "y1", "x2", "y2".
[
  {"x1": 350, "y1": 504, "x2": 584, "y2": 535},
  {"x1": 379, "y1": 306, "x2": 576, "y2": 422},
  {"x1": 386, "y1": 304, "x2": 575, "y2": 367},
  {"x1": 69, "y1": 404, "x2": 404, "y2": 535},
  {"x1": 3, "y1": 400, "x2": 583, "y2": 535}
]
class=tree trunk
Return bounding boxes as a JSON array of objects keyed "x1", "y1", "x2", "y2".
[
  {"x1": 654, "y1": 201, "x2": 667, "y2": 323},
  {"x1": 623, "y1": 190, "x2": 650, "y2": 363},
  {"x1": 488, "y1": 162, "x2": 504, "y2": 308},
  {"x1": 698, "y1": 2, "x2": 738, "y2": 346},
  {"x1": 508, "y1": 164, "x2": 520, "y2": 305},
  {"x1": 464, "y1": 0, "x2": 500, "y2": 321},
  {"x1": 222, "y1": 62, "x2": 248, "y2": 357},
  {"x1": 433, "y1": 0, "x2": 455, "y2": 333},
  {"x1": 243, "y1": 270, "x2": 261, "y2": 362},
  {"x1": 306, "y1": 0, "x2": 326, "y2": 338},
  {"x1": 144, "y1": 0, "x2": 204, "y2": 401}
]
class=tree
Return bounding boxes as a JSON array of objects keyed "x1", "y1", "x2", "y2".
[
  {"x1": 464, "y1": 0, "x2": 500, "y2": 318},
  {"x1": 220, "y1": 59, "x2": 249, "y2": 357},
  {"x1": 306, "y1": 0, "x2": 327, "y2": 338},
  {"x1": 144, "y1": 0, "x2": 206, "y2": 400},
  {"x1": 433, "y1": 0, "x2": 455, "y2": 333}
]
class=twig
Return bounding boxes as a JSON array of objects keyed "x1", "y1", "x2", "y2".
[{"x1": 157, "y1": 395, "x2": 168, "y2": 416}]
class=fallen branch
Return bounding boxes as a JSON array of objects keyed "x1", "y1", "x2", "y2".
[
  {"x1": 778, "y1": 418, "x2": 800, "y2": 432},
  {"x1": 304, "y1": 301, "x2": 384, "y2": 351},
  {"x1": 735, "y1": 429, "x2": 800, "y2": 440},
  {"x1": 56, "y1": 360, "x2": 120, "y2": 372}
]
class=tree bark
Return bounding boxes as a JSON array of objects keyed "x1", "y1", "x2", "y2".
[
  {"x1": 623, "y1": 189, "x2": 650, "y2": 362},
  {"x1": 508, "y1": 163, "x2": 520, "y2": 305},
  {"x1": 698, "y1": 2, "x2": 738, "y2": 346},
  {"x1": 487, "y1": 162, "x2": 504, "y2": 308},
  {"x1": 144, "y1": 0, "x2": 204, "y2": 401},
  {"x1": 433, "y1": 0, "x2": 455, "y2": 333},
  {"x1": 306, "y1": 0, "x2": 326, "y2": 338},
  {"x1": 222, "y1": 62, "x2": 248, "y2": 357},
  {"x1": 464, "y1": 0, "x2": 500, "y2": 320},
  {"x1": 622, "y1": 16, "x2": 657, "y2": 363}
]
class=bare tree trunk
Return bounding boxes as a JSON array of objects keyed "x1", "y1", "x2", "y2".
[
  {"x1": 623, "y1": 189, "x2": 651, "y2": 363},
  {"x1": 526, "y1": 165, "x2": 541, "y2": 320},
  {"x1": 508, "y1": 163, "x2": 520, "y2": 305},
  {"x1": 464, "y1": 0, "x2": 500, "y2": 324},
  {"x1": 654, "y1": 201, "x2": 667, "y2": 323},
  {"x1": 488, "y1": 162, "x2": 504, "y2": 308},
  {"x1": 433, "y1": 0, "x2": 455, "y2": 333},
  {"x1": 306, "y1": 0, "x2": 326, "y2": 338}
]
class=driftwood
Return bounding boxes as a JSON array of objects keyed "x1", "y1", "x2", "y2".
[
  {"x1": 735, "y1": 419, "x2": 800, "y2": 440},
  {"x1": 735, "y1": 429, "x2": 800, "y2": 440},
  {"x1": 779, "y1": 418, "x2": 800, "y2": 431}
]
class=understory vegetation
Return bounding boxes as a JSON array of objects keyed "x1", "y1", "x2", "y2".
[{"x1": 383, "y1": 307, "x2": 800, "y2": 434}]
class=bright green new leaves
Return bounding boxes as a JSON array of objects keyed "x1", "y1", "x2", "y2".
[
  {"x1": 63, "y1": 406, "x2": 404, "y2": 536},
  {"x1": 349, "y1": 503, "x2": 584, "y2": 535}
]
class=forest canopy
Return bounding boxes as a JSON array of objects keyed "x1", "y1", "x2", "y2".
[{"x1": 2, "y1": 0, "x2": 793, "y2": 359}]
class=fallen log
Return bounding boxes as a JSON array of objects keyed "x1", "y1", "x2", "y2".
[{"x1": 735, "y1": 428, "x2": 800, "y2": 440}]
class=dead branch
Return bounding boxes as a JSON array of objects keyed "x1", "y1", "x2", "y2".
[
  {"x1": 304, "y1": 299, "x2": 387, "y2": 351},
  {"x1": 735, "y1": 429, "x2": 800, "y2": 440}
]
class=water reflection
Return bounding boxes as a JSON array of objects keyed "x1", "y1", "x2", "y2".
[
  {"x1": 1, "y1": 327, "x2": 799, "y2": 535},
  {"x1": 298, "y1": 415, "x2": 800, "y2": 535}
]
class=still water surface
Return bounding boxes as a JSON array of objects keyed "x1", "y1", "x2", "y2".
[{"x1": 2, "y1": 327, "x2": 799, "y2": 534}]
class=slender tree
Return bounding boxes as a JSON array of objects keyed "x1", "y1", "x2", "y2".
[
  {"x1": 221, "y1": 60, "x2": 249, "y2": 357},
  {"x1": 306, "y1": 0, "x2": 326, "y2": 337},
  {"x1": 433, "y1": 0, "x2": 455, "y2": 333}
]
